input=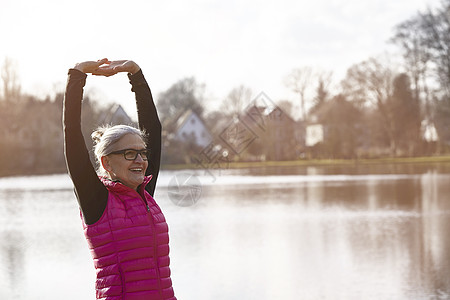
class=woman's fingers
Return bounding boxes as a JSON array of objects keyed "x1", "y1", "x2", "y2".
[
  {"x1": 91, "y1": 59, "x2": 111, "y2": 76},
  {"x1": 74, "y1": 58, "x2": 110, "y2": 74},
  {"x1": 92, "y1": 66, "x2": 117, "y2": 76},
  {"x1": 97, "y1": 58, "x2": 110, "y2": 65},
  {"x1": 112, "y1": 61, "x2": 140, "y2": 74},
  {"x1": 89, "y1": 60, "x2": 139, "y2": 76},
  {"x1": 93, "y1": 61, "x2": 126, "y2": 76}
]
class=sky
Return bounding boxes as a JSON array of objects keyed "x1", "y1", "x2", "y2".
[{"x1": 0, "y1": 0, "x2": 443, "y2": 120}]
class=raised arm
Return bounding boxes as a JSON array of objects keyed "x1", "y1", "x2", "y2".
[
  {"x1": 128, "y1": 70, "x2": 161, "y2": 197},
  {"x1": 63, "y1": 59, "x2": 109, "y2": 225},
  {"x1": 90, "y1": 60, "x2": 161, "y2": 196}
]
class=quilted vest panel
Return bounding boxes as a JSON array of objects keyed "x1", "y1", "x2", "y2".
[{"x1": 82, "y1": 176, "x2": 176, "y2": 300}]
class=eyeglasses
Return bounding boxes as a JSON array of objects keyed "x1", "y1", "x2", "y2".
[{"x1": 107, "y1": 149, "x2": 149, "y2": 161}]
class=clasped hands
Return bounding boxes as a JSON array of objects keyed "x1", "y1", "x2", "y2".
[{"x1": 74, "y1": 58, "x2": 140, "y2": 76}]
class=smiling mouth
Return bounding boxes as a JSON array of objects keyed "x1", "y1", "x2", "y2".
[{"x1": 130, "y1": 168, "x2": 143, "y2": 173}]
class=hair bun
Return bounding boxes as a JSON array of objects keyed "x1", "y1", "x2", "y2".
[{"x1": 91, "y1": 127, "x2": 108, "y2": 144}]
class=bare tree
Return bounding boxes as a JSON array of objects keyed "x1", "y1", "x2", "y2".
[
  {"x1": 156, "y1": 76, "x2": 205, "y2": 121},
  {"x1": 342, "y1": 57, "x2": 396, "y2": 109},
  {"x1": 341, "y1": 57, "x2": 398, "y2": 155},
  {"x1": 1, "y1": 57, "x2": 21, "y2": 101},
  {"x1": 220, "y1": 85, "x2": 252, "y2": 117},
  {"x1": 392, "y1": 13, "x2": 433, "y2": 122},
  {"x1": 421, "y1": 0, "x2": 450, "y2": 98},
  {"x1": 284, "y1": 66, "x2": 314, "y2": 121}
]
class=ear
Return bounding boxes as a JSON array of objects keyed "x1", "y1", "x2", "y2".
[{"x1": 101, "y1": 156, "x2": 113, "y2": 173}]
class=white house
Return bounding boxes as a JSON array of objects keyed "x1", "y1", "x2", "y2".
[
  {"x1": 421, "y1": 119, "x2": 438, "y2": 142},
  {"x1": 173, "y1": 110, "x2": 212, "y2": 147},
  {"x1": 100, "y1": 104, "x2": 134, "y2": 126},
  {"x1": 305, "y1": 124, "x2": 324, "y2": 147}
]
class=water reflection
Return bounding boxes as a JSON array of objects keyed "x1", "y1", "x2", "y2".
[
  {"x1": 0, "y1": 191, "x2": 26, "y2": 300},
  {"x1": 0, "y1": 186, "x2": 94, "y2": 300},
  {"x1": 419, "y1": 170, "x2": 450, "y2": 295},
  {"x1": 1, "y1": 164, "x2": 450, "y2": 299},
  {"x1": 177, "y1": 165, "x2": 450, "y2": 299}
]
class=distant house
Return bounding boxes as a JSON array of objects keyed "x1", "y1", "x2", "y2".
[
  {"x1": 266, "y1": 107, "x2": 302, "y2": 160},
  {"x1": 421, "y1": 119, "x2": 438, "y2": 142},
  {"x1": 100, "y1": 104, "x2": 135, "y2": 126},
  {"x1": 305, "y1": 116, "x2": 324, "y2": 147},
  {"x1": 238, "y1": 104, "x2": 302, "y2": 160},
  {"x1": 166, "y1": 109, "x2": 212, "y2": 148}
]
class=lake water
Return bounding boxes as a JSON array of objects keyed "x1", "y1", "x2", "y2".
[{"x1": 1, "y1": 163, "x2": 450, "y2": 300}]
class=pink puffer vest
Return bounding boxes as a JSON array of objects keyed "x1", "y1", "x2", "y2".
[{"x1": 82, "y1": 176, "x2": 176, "y2": 300}]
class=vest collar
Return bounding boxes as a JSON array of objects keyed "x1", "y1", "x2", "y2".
[{"x1": 100, "y1": 175, "x2": 153, "y2": 193}]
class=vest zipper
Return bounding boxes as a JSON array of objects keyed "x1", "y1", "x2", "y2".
[
  {"x1": 136, "y1": 187, "x2": 150, "y2": 212},
  {"x1": 138, "y1": 184, "x2": 163, "y2": 298},
  {"x1": 146, "y1": 200, "x2": 163, "y2": 298}
]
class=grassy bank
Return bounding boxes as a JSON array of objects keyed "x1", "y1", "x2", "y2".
[{"x1": 161, "y1": 155, "x2": 450, "y2": 170}]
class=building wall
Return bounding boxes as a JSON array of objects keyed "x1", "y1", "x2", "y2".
[
  {"x1": 176, "y1": 113, "x2": 212, "y2": 147},
  {"x1": 306, "y1": 124, "x2": 324, "y2": 147}
]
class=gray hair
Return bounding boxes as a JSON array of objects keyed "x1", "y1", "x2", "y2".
[{"x1": 91, "y1": 124, "x2": 147, "y2": 175}]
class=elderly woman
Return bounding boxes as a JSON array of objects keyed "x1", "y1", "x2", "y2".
[{"x1": 63, "y1": 58, "x2": 176, "y2": 300}]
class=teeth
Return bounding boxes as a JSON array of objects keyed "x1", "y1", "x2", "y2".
[{"x1": 130, "y1": 168, "x2": 142, "y2": 171}]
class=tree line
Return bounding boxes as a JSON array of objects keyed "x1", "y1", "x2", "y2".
[
  {"x1": 157, "y1": 0, "x2": 450, "y2": 162},
  {"x1": 0, "y1": 83, "x2": 117, "y2": 177},
  {"x1": 0, "y1": 0, "x2": 449, "y2": 176}
]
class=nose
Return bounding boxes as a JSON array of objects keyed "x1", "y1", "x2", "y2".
[{"x1": 134, "y1": 153, "x2": 145, "y2": 162}]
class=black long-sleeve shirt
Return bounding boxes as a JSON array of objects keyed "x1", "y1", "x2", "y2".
[{"x1": 63, "y1": 68, "x2": 161, "y2": 225}]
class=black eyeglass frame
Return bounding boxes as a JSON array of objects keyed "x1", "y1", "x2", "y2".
[{"x1": 107, "y1": 148, "x2": 150, "y2": 161}]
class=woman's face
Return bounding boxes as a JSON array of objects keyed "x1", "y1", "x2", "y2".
[{"x1": 102, "y1": 133, "x2": 148, "y2": 191}]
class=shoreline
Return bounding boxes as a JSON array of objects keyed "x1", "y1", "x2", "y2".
[
  {"x1": 161, "y1": 155, "x2": 450, "y2": 170},
  {"x1": 2, "y1": 156, "x2": 450, "y2": 178}
]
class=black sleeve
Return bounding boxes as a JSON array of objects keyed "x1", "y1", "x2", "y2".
[
  {"x1": 128, "y1": 70, "x2": 161, "y2": 197},
  {"x1": 63, "y1": 68, "x2": 108, "y2": 225}
]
